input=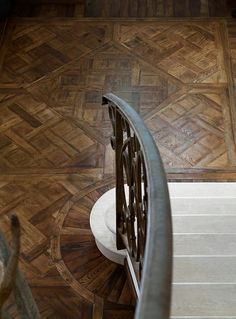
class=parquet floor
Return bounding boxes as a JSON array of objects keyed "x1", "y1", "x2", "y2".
[
  {"x1": 1, "y1": 16, "x2": 236, "y2": 318},
  {"x1": 11, "y1": 0, "x2": 234, "y2": 18},
  {"x1": 85, "y1": 0, "x2": 232, "y2": 17}
]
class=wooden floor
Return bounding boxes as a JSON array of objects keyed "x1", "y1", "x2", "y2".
[
  {"x1": 85, "y1": 0, "x2": 233, "y2": 17},
  {"x1": 1, "y1": 18, "x2": 236, "y2": 179},
  {"x1": 12, "y1": 0, "x2": 85, "y2": 18},
  {"x1": 1, "y1": 5, "x2": 236, "y2": 319},
  {"x1": 11, "y1": 0, "x2": 234, "y2": 18}
]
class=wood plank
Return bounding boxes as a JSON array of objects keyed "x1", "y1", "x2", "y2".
[
  {"x1": 226, "y1": 21, "x2": 236, "y2": 147},
  {"x1": 9, "y1": 0, "x2": 235, "y2": 18},
  {"x1": 174, "y1": 0, "x2": 188, "y2": 17},
  {"x1": 208, "y1": 0, "x2": 230, "y2": 17},
  {"x1": 93, "y1": 295, "x2": 103, "y2": 319},
  {"x1": 85, "y1": 0, "x2": 232, "y2": 17},
  {"x1": 189, "y1": 0, "x2": 201, "y2": 17}
]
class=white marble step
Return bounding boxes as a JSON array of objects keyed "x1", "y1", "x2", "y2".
[
  {"x1": 173, "y1": 257, "x2": 236, "y2": 283},
  {"x1": 168, "y1": 183, "x2": 236, "y2": 198},
  {"x1": 170, "y1": 183, "x2": 236, "y2": 318},
  {"x1": 171, "y1": 197, "x2": 236, "y2": 214},
  {"x1": 174, "y1": 234, "x2": 236, "y2": 256},
  {"x1": 171, "y1": 284, "x2": 236, "y2": 317},
  {"x1": 170, "y1": 182, "x2": 236, "y2": 214},
  {"x1": 173, "y1": 215, "x2": 236, "y2": 234}
]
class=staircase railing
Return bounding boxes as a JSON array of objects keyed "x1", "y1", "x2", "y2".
[
  {"x1": 102, "y1": 93, "x2": 173, "y2": 319},
  {"x1": 0, "y1": 217, "x2": 41, "y2": 319}
]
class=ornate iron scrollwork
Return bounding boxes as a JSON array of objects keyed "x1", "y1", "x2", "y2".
[{"x1": 108, "y1": 102, "x2": 148, "y2": 280}]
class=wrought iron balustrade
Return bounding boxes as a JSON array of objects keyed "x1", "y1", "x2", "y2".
[{"x1": 102, "y1": 93, "x2": 173, "y2": 319}]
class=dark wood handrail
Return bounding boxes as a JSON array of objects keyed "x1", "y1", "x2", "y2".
[
  {"x1": 0, "y1": 229, "x2": 41, "y2": 318},
  {"x1": 102, "y1": 93, "x2": 173, "y2": 319}
]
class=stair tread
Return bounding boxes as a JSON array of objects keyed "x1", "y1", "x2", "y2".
[{"x1": 170, "y1": 183, "x2": 236, "y2": 316}]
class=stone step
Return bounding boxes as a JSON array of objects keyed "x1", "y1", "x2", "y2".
[
  {"x1": 174, "y1": 234, "x2": 236, "y2": 255},
  {"x1": 171, "y1": 197, "x2": 236, "y2": 214},
  {"x1": 170, "y1": 183, "x2": 236, "y2": 318},
  {"x1": 173, "y1": 215, "x2": 236, "y2": 234},
  {"x1": 173, "y1": 257, "x2": 236, "y2": 283},
  {"x1": 168, "y1": 183, "x2": 236, "y2": 198},
  {"x1": 171, "y1": 284, "x2": 236, "y2": 317}
]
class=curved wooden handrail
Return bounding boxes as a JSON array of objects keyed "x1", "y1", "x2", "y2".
[
  {"x1": 102, "y1": 93, "x2": 173, "y2": 319},
  {"x1": 0, "y1": 227, "x2": 41, "y2": 318}
]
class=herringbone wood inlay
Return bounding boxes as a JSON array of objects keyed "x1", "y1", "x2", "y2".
[{"x1": 0, "y1": 16, "x2": 236, "y2": 318}]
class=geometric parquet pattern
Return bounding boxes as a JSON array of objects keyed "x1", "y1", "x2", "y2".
[
  {"x1": 1, "y1": 17, "x2": 236, "y2": 318},
  {"x1": 0, "y1": 93, "x2": 103, "y2": 170},
  {"x1": 0, "y1": 176, "x2": 134, "y2": 318},
  {"x1": 1, "y1": 20, "x2": 236, "y2": 172}
]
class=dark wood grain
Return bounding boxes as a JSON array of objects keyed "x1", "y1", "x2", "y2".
[
  {"x1": 85, "y1": 0, "x2": 233, "y2": 17},
  {"x1": 8, "y1": 103, "x2": 42, "y2": 128},
  {"x1": 12, "y1": 0, "x2": 84, "y2": 17},
  {"x1": 9, "y1": 0, "x2": 234, "y2": 17},
  {"x1": 208, "y1": 0, "x2": 231, "y2": 17}
]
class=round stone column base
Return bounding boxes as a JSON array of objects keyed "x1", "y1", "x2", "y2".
[{"x1": 90, "y1": 187, "x2": 127, "y2": 265}]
